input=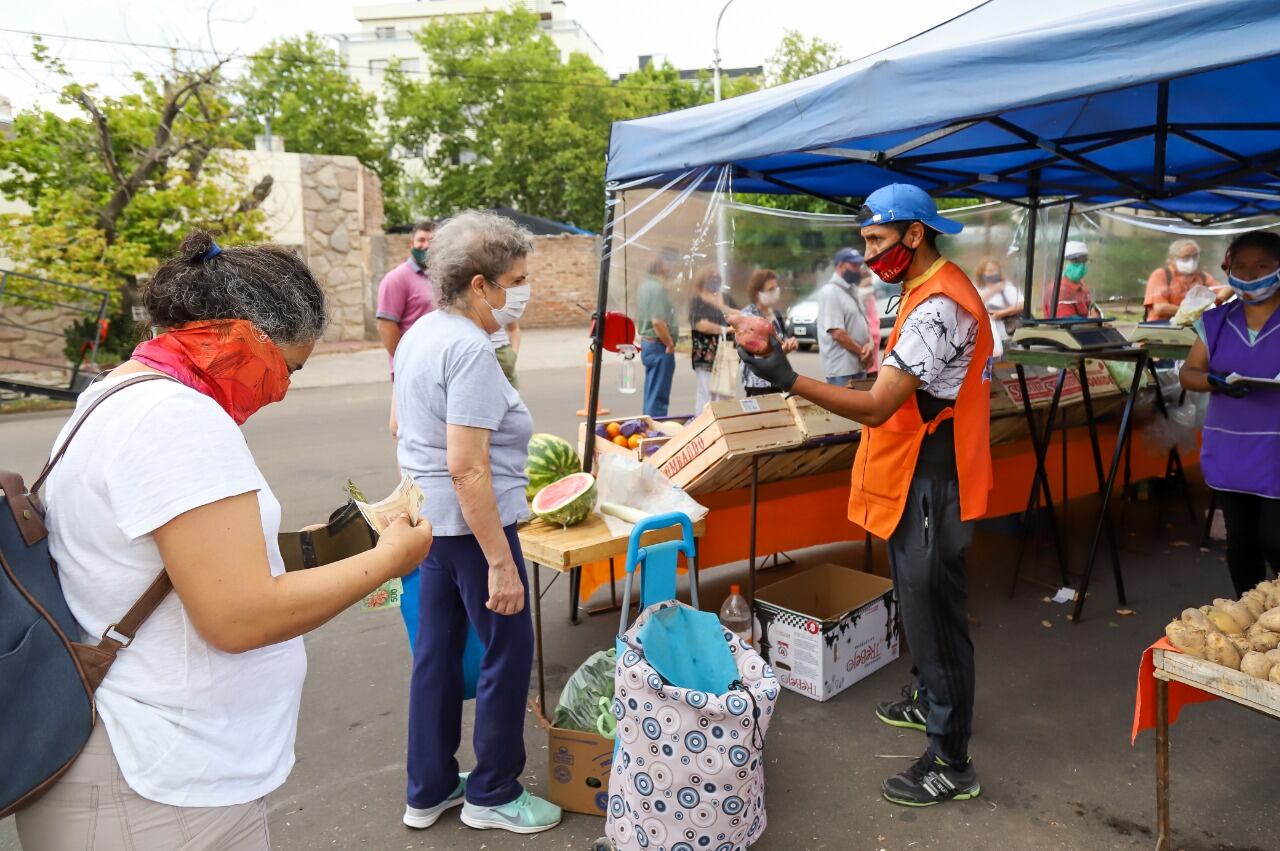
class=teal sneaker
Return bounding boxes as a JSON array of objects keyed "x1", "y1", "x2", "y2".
[
  {"x1": 403, "y1": 773, "x2": 468, "y2": 829},
  {"x1": 460, "y1": 790, "x2": 562, "y2": 834}
]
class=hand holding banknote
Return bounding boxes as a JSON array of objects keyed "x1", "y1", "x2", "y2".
[
  {"x1": 346, "y1": 473, "x2": 431, "y2": 609},
  {"x1": 376, "y1": 514, "x2": 433, "y2": 576}
]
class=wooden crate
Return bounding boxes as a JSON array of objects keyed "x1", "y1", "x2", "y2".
[
  {"x1": 685, "y1": 438, "x2": 859, "y2": 496},
  {"x1": 1153, "y1": 647, "x2": 1280, "y2": 718},
  {"x1": 787, "y1": 396, "x2": 859, "y2": 440},
  {"x1": 578, "y1": 415, "x2": 687, "y2": 465},
  {"x1": 649, "y1": 395, "x2": 803, "y2": 490}
]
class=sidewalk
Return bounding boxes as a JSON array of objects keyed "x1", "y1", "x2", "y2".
[{"x1": 292, "y1": 325, "x2": 592, "y2": 389}]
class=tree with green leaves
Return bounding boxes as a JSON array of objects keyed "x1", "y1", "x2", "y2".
[
  {"x1": 0, "y1": 39, "x2": 270, "y2": 359},
  {"x1": 765, "y1": 30, "x2": 845, "y2": 87},
  {"x1": 234, "y1": 33, "x2": 406, "y2": 224}
]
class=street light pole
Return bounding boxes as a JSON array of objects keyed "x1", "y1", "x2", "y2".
[
  {"x1": 713, "y1": 0, "x2": 737, "y2": 103},
  {"x1": 712, "y1": 0, "x2": 737, "y2": 290}
]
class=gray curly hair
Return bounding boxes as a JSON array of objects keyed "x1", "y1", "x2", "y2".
[{"x1": 428, "y1": 210, "x2": 535, "y2": 306}]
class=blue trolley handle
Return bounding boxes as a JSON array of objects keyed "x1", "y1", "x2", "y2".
[{"x1": 617, "y1": 511, "x2": 697, "y2": 638}]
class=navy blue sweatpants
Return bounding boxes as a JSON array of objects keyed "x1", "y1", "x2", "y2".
[{"x1": 406, "y1": 523, "x2": 534, "y2": 809}]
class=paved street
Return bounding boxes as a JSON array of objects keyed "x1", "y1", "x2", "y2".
[{"x1": 0, "y1": 345, "x2": 1274, "y2": 851}]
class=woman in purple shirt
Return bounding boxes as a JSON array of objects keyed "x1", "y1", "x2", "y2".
[{"x1": 1180, "y1": 230, "x2": 1280, "y2": 595}]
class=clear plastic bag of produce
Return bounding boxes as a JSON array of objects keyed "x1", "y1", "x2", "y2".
[
  {"x1": 595, "y1": 453, "x2": 709, "y2": 523},
  {"x1": 1171, "y1": 284, "x2": 1217, "y2": 327},
  {"x1": 553, "y1": 648, "x2": 617, "y2": 735}
]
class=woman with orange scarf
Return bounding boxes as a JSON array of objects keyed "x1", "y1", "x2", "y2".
[{"x1": 17, "y1": 232, "x2": 433, "y2": 851}]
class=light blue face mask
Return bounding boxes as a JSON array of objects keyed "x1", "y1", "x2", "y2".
[{"x1": 1228, "y1": 269, "x2": 1280, "y2": 303}]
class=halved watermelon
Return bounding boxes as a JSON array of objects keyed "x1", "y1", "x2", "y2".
[
  {"x1": 525, "y1": 433, "x2": 581, "y2": 500},
  {"x1": 531, "y1": 472, "x2": 597, "y2": 527}
]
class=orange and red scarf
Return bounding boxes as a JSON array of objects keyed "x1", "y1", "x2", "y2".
[{"x1": 132, "y1": 320, "x2": 289, "y2": 424}]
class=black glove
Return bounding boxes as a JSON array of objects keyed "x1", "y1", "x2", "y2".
[
  {"x1": 736, "y1": 340, "x2": 798, "y2": 392},
  {"x1": 1207, "y1": 371, "x2": 1250, "y2": 398}
]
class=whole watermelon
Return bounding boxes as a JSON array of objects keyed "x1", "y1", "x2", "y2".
[
  {"x1": 525, "y1": 433, "x2": 581, "y2": 500},
  {"x1": 531, "y1": 473, "x2": 597, "y2": 527}
]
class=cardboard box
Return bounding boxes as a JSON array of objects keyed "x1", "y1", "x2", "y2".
[
  {"x1": 544, "y1": 721, "x2": 613, "y2": 817},
  {"x1": 754, "y1": 564, "x2": 900, "y2": 702},
  {"x1": 648, "y1": 395, "x2": 803, "y2": 489},
  {"x1": 992, "y1": 360, "x2": 1119, "y2": 412}
]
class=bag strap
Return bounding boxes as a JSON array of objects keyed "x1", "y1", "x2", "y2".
[
  {"x1": 31, "y1": 373, "x2": 176, "y2": 495},
  {"x1": 30, "y1": 371, "x2": 180, "y2": 676}
]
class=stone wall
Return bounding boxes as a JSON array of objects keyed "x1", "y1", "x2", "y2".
[
  {"x1": 0, "y1": 303, "x2": 81, "y2": 366},
  {"x1": 378, "y1": 232, "x2": 598, "y2": 329},
  {"x1": 300, "y1": 154, "x2": 383, "y2": 343}
]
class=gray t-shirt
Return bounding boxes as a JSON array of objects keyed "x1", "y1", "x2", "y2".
[
  {"x1": 394, "y1": 310, "x2": 535, "y2": 536},
  {"x1": 817, "y1": 273, "x2": 871, "y2": 378}
]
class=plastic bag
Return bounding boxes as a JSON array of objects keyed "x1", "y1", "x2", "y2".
[
  {"x1": 553, "y1": 648, "x2": 617, "y2": 734},
  {"x1": 1171, "y1": 284, "x2": 1216, "y2": 327},
  {"x1": 595, "y1": 453, "x2": 709, "y2": 523}
]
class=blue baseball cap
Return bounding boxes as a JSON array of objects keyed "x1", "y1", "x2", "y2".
[
  {"x1": 858, "y1": 183, "x2": 964, "y2": 235},
  {"x1": 833, "y1": 247, "x2": 864, "y2": 266}
]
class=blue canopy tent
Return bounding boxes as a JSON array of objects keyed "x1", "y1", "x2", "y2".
[{"x1": 580, "y1": 0, "x2": 1280, "y2": 467}]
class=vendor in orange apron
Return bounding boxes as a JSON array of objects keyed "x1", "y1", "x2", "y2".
[{"x1": 738, "y1": 183, "x2": 993, "y2": 808}]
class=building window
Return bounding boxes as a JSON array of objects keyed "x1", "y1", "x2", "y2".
[
  {"x1": 369, "y1": 59, "x2": 388, "y2": 76},
  {"x1": 399, "y1": 58, "x2": 421, "y2": 74},
  {"x1": 375, "y1": 26, "x2": 396, "y2": 39}
]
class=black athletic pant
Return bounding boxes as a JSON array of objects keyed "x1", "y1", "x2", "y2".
[
  {"x1": 1215, "y1": 489, "x2": 1280, "y2": 596},
  {"x1": 887, "y1": 474, "x2": 975, "y2": 766}
]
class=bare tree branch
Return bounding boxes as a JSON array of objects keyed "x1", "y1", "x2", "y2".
[
  {"x1": 72, "y1": 89, "x2": 129, "y2": 192},
  {"x1": 236, "y1": 174, "x2": 274, "y2": 214}
]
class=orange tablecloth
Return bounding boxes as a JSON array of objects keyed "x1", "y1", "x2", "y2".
[
  {"x1": 1131, "y1": 637, "x2": 1218, "y2": 743},
  {"x1": 575, "y1": 419, "x2": 1193, "y2": 604}
]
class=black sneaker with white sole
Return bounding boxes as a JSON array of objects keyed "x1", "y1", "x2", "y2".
[
  {"x1": 882, "y1": 750, "x2": 980, "y2": 807},
  {"x1": 875, "y1": 684, "x2": 928, "y2": 732}
]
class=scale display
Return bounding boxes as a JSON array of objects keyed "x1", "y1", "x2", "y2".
[{"x1": 1012, "y1": 319, "x2": 1131, "y2": 352}]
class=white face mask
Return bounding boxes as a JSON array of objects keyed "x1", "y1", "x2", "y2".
[
  {"x1": 1175, "y1": 257, "x2": 1199, "y2": 274},
  {"x1": 487, "y1": 282, "x2": 531, "y2": 326},
  {"x1": 759, "y1": 289, "x2": 780, "y2": 307}
]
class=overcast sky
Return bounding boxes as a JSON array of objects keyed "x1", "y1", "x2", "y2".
[{"x1": 1, "y1": 0, "x2": 983, "y2": 112}]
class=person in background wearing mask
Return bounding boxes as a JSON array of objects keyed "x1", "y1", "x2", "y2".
[
  {"x1": 740, "y1": 268, "x2": 798, "y2": 396},
  {"x1": 378, "y1": 220, "x2": 437, "y2": 437},
  {"x1": 739, "y1": 183, "x2": 992, "y2": 808},
  {"x1": 688, "y1": 268, "x2": 741, "y2": 411},
  {"x1": 1043, "y1": 240, "x2": 1100, "y2": 319},
  {"x1": 490, "y1": 319, "x2": 524, "y2": 390},
  {"x1": 1144, "y1": 238, "x2": 1227, "y2": 321},
  {"x1": 1179, "y1": 230, "x2": 1280, "y2": 596},
  {"x1": 819, "y1": 247, "x2": 875, "y2": 386},
  {"x1": 393, "y1": 211, "x2": 562, "y2": 835},
  {"x1": 974, "y1": 256, "x2": 1023, "y2": 347},
  {"x1": 637, "y1": 250, "x2": 679, "y2": 417}
]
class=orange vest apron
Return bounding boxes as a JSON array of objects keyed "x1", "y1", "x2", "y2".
[{"x1": 848, "y1": 258, "x2": 994, "y2": 539}]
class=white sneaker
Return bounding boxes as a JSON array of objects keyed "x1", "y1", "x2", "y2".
[
  {"x1": 403, "y1": 773, "x2": 467, "y2": 829},
  {"x1": 460, "y1": 790, "x2": 562, "y2": 834}
]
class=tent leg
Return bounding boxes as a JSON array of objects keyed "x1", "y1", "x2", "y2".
[{"x1": 582, "y1": 189, "x2": 617, "y2": 476}]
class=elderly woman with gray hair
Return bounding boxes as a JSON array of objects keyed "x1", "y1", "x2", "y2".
[
  {"x1": 394, "y1": 210, "x2": 560, "y2": 835},
  {"x1": 17, "y1": 232, "x2": 433, "y2": 851},
  {"x1": 1144, "y1": 237, "x2": 1229, "y2": 321}
]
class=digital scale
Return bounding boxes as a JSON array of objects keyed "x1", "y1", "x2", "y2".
[
  {"x1": 1011, "y1": 318, "x2": 1132, "y2": 351},
  {"x1": 1126, "y1": 322, "x2": 1199, "y2": 348}
]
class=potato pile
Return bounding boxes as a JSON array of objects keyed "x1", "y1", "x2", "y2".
[{"x1": 1164, "y1": 579, "x2": 1280, "y2": 684}]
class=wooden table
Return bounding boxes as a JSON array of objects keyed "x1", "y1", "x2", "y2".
[
  {"x1": 517, "y1": 513, "x2": 706, "y2": 714},
  {"x1": 1151, "y1": 648, "x2": 1280, "y2": 850}
]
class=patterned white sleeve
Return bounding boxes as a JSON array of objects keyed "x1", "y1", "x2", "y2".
[{"x1": 884, "y1": 295, "x2": 979, "y2": 399}]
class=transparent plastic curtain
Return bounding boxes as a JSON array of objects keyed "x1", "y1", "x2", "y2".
[{"x1": 600, "y1": 166, "x2": 1280, "y2": 333}]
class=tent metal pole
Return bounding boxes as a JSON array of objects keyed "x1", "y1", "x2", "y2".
[
  {"x1": 1046, "y1": 200, "x2": 1074, "y2": 321},
  {"x1": 582, "y1": 188, "x2": 617, "y2": 476},
  {"x1": 1154, "y1": 81, "x2": 1170, "y2": 196},
  {"x1": 1021, "y1": 175, "x2": 1039, "y2": 320}
]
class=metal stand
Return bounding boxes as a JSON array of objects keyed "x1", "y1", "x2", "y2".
[
  {"x1": 1155, "y1": 678, "x2": 1170, "y2": 851},
  {"x1": 1009, "y1": 365, "x2": 1071, "y2": 595}
]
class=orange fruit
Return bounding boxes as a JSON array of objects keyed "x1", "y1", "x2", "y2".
[
  {"x1": 612, "y1": 435, "x2": 629, "y2": 447},
  {"x1": 628, "y1": 434, "x2": 642, "y2": 449},
  {"x1": 606, "y1": 422, "x2": 622, "y2": 438}
]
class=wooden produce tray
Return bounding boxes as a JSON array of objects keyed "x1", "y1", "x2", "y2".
[
  {"x1": 687, "y1": 436, "x2": 858, "y2": 495},
  {"x1": 787, "y1": 396, "x2": 859, "y2": 440},
  {"x1": 1152, "y1": 647, "x2": 1280, "y2": 718},
  {"x1": 649, "y1": 395, "x2": 803, "y2": 491},
  {"x1": 578, "y1": 414, "x2": 688, "y2": 464}
]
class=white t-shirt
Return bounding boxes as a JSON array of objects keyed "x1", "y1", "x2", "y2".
[
  {"x1": 982, "y1": 280, "x2": 1022, "y2": 341},
  {"x1": 44, "y1": 372, "x2": 307, "y2": 807},
  {"x1": 884, "y1": 294, "x2": 979, "y2": 400}
]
